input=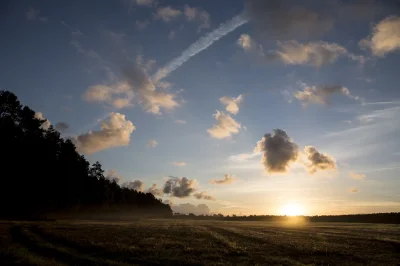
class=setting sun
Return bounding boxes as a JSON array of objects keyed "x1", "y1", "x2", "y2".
[{"x1": 280, "y1": 203, "x2": 305, "y2": 216}]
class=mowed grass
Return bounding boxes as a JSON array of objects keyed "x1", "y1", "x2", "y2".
[{"x1": 1, "y1": 219, "x2": 399, "y2": 265}]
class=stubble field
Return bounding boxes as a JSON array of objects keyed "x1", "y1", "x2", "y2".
[{"x1": 1, "y1": 219, "x2": 399, "y2": 265}]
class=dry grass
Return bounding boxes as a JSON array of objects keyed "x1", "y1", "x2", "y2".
[{"x1": 0, "y1": 219, "x2": 399, "y2": 265}]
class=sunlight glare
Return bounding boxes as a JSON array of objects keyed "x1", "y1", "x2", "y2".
[{"x1": 280, "y1": 203, "x2": 304, "y2": 216}]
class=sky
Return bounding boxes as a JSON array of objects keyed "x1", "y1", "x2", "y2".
[{"x1": 1, "y1": 0, "x2": 400, "y2": 216}]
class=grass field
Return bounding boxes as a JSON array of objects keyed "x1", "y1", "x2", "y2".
[{"x1": 1, "y1": 219, "x2": 399, "y2": 265}]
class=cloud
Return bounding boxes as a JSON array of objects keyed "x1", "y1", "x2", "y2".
[
  {"x1": 174, "y1": 120, "x2": 186, "y2": 124},
  {"x1": 210, "y1": 174, "x2": 236, "y2": 184},
  {"x1": 154, "y1": 6, "x2": 182, "y2": 22},
  {"x1": 26, "y1": 7, "x2": 48, "y2": 22},
  {"x1": 207, "y1": 110, "x2": 241, "y2": 139},
  {"x1": 304, "y1": 146, "x2": 337, "y2": 174},
  {"x1": 238, "y1": 35, "x2": 365, "y2": 67},
  {"x1": 172, "y1": 161, "x2": 186, "y2": 167},
  {"x1": 34, "y1": 112, "x2": 51, "y2": 130},
  {"x1": 135, "y1": 0, "x2": 154, "y2": 7},
  {"x1": 163, "y1": 177, "x2": 197, "y2": 198},
  {"x1": 146, "y1": 139, "x2": 158, "y2": 148},
  {"x1": 349, "y1": 172, "x2": 366, "y2": 180},
  {"x1": 184, "y1": 5, "x2": 211, "y2": 30},
  {"x1": 244, "y1": 0, "x2": 333, "y2": 40},
  {"x1": 105, "y1": 169, "x2": 123, "y2": 183},
  {"x1": 122, "y1": 64, "x2": 180, "y2": 115},
  {"x1": 193, "y1": 192, "x2": 216, "y2": 201},
  {"x1": 135, "y1": 20, "x2": 150, "y2": 30},
  {"x1": 171, "y1": 203, "x2": 210, "y2": 215},
  {"x1": 294, "y1": 84, "x2": 360, "y2": 107},
  {"x1": 72, "y1": 112, "x2": 135, "y2": 155},
  {"x1": 123, "y1": 180, "x2": 145, "y2": 192},
  {"x1": 349, "y1": 187, "x2": 360, "y2": 193},
  {"x1": 147, "y1": 184, "x2": 163, "y2": 196},
  {"x1": 61, "y1": 21, "x2": 83, "y2": 36},
  {"x1": 55, "y1": 122, "x2": 69, "y2": 132},
  {"x1": 83, "y1": 82, "x2": 134, "y2": 109},
  {"x1": 220, "y1": 95, "x2": 244, "y2": 115},
  {"x1": 270, "y1": 41, "x2": 365, "y2": 67},
  {"x1": 237, "y1": 34, "x2": 255, "y2": 51},
  {"x1": 359, "y1": 16, "x2": 400, "y2": 57},
  {"x1": 254, "y1": 129, "x2": 299, "y2": 173}
]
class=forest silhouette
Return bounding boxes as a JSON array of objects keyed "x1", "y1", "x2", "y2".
[{"x1": 0, "y1": 90, "x2": 172, "y2": 220}]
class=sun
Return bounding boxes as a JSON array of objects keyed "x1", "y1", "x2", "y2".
[{"x1": 280, "y1": 203, "x2": 304, "y2": 216}]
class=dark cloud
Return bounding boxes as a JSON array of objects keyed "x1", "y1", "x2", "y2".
[
  {"x1": 171, "y1": 203, "x2": 211, "y2": 215},
  {"x1": 163, "y1": 177, "x2": 197, "y2": 198},
  {"x1": 123, "y1": 180, "x2": 145, "y2": 192},
  {"x1": 304, "y1": 146, "x2": 337, "y2": 174},
  {"x1": 254, "y1": 129, "x2": 299, "y2": 173},
  {"x1": 55, "y1": 122, "x2": 69, "y2": 132},
  {"x1": 193, "y1": 192, "x2": 216, "y2": 201},
  {"x1": 244, "y1": 0, "x2": 333, "y2": 40}
]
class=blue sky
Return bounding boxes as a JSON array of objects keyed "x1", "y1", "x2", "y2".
[{"x1": 2, "y1": 0, "x2": 400, "y2": 215}]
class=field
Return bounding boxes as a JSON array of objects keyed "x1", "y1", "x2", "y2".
[{"x1": 1, "y1": 219, "x2": 399, "y2": 265}]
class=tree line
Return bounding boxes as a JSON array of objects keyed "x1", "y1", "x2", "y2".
[
  {"x1": 0, "y1": 90, "x2": 172, "y2": 219},
  {"x1": 172, "y1": 212, "x2": 400, "y2": 224}
]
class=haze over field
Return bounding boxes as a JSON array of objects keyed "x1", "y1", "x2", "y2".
[{"x1": 2, "y1": 0, "x2": 400, "y2": 216}]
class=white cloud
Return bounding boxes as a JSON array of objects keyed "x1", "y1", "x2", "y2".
[
  {"x1": 72, "y1": 112, "x2": 135, "y2": 155},
  {"x1": 154, "y1": 7, "x2": 182, "y2": 22},
  {"x1": 123, "y1": 64, "x2": 180, "y2": 115},
  {"x1": 237, "y1": 34, "x2": 254, "y2": 51},
  {"x1": 359, "y1": 16, "x2": 400, "y2": 56},
  {"x1": 147, "y1": 184, "x2": 163, "y2": 196},
  {"x1": 238, "y1": 36, "x2": 365, "y2": 67},
  {"x1": 34, "y1": 112, "x2": 51, "y2": 130},
  {"x1": 220, "y1": 95, "x2": 244, "y2": 115},
  {"x1": 210, "y1": 174, "x2": 236, "y2": 184},
  {"x1": 349, "y1": 172, "x2": 366, "y2": 180},
  {"x1": 174, "y1": 120, "x2": 186, "y2": 124},
  {"x1": 172, "y1": 161, "x2": 186, "y2": 167},
  {"x1": 271, "y1": 41, "x2": 364, "y2": 67},
  {"x1": 106, "y1": 169, "x2": 124, "y2": 183},
  {"x1": 294, "y1": 84, "x2": 360, "y2": 106},
  {"x1": 83, "y1": 82, "x2": 134, "y2": 109},
  {"x1": 147, "y1": 139, "x2": 158, "y2": 148},
  {"x1": 207, "y1": 110, "x2": 241, "y2": 139}
]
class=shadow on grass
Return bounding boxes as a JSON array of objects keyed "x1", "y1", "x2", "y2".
[
  {"x1": 9, "y1": 225, "x2": 105, "y2": 265},
  {"x1": 30, "y1": 225, "x2": 202, "y2": 266}
]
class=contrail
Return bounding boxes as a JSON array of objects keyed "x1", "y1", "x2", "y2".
[{"x1": 152, "y1": 14, "x2": 248, "y2": 83}]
